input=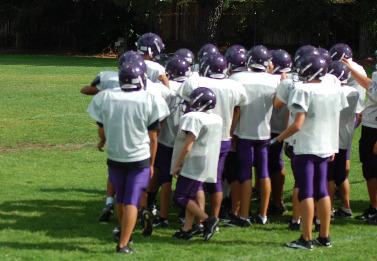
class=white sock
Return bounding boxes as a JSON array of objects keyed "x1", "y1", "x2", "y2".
[
  {"x1": 259, "y1": 215, "x2": 267, "y2": 224},
  {"x1": 292, "y1": 218, "x2": 300, "y2": 224},
  {"x1": 106, "y1": 197, "x2": 114, "y2": 205}
]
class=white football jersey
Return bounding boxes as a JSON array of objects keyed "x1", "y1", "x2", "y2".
[
  {"x1": 145, "y1": 79, "x2": 171, "y2": 121},
  {"x1": 158, "y1": 80, "x2": 186, "y2": 147},
  {"x1": 87, "y1": 88, "x2": 170, "y2": 163},
  {"x1": 145, "y1": 60, "x2": 165, "y2": 83},
  {"x1": 171, "y1": 111, "x2": 223, "y2": 183},
  {"x1": 347, "y1": 59, "x2": 367, "y2": 112},
  {"x1": 339, "y1": 86, "x2": 359, "y2": 149},
  {"x1": 288, "y1": 82, "x2": 348, "y2": 157},
  {"x1": 362, "y1": 71, "x2": 377, "y2": 129},
  {"x1": 96, "y1": 71, "x2": 119, "y2": 91},
  {"x1": 269, "y1": 74, "x2": 287, "y2": 134},
  {"x1": 177, "y1": 75, "x2": 247, "y2": 141},
  {"x1": 230, "y1": 71, "x2": 280, "y2": 140}
]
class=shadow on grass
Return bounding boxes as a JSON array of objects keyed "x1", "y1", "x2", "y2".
[
  {"x1": 0, "y1": 241, "x2": 91, "y2": 253},
  {"x1": 0, "y1": 55, "x2": 117, "y2": 68}
]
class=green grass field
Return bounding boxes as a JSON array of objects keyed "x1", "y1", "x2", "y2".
[{"x1": 0, "y1": 55, "x2": 376, "y2": 260}]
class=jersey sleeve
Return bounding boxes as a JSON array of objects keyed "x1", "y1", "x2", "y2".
[
  {"x1": 276, "y1": 79, "x2": 293, "y2": 104},
  {"x1": 180, "y1": 114, "x2": 203, "y2": 138},
  {"x1": 176, "y1": 75, "x2": 199, "y2": 101},
  {"x1": 87, "y1": 91, "x2": 105, "y2": 123},
  {"x1": 150, "y1": 94, "x2": 170, "y2": 123},
  {"x1": 287, "y1": 87, "x2": 310, "y2": 113}
]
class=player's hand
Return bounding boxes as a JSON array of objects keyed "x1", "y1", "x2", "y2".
[
  {"x1": 341, "y1": 58, "x2": 352, "y2": 68},
  {"x1": 172, "y1": 166, "x2": 181, "y2": 178},
  {"x1": 373, "y1": 141, "x2": 377, "y2": 155},
  {"x1": 97, "y1": 140, "x2": 105, "y2": 152},
  {"x1": 329, "y1": 154, "x2": 335, "y2": 162}
]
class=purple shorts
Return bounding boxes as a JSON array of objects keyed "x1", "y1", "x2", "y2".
[
  {"x1": 293, "y1": 154, "x2": 329, "y2": 201},
  {"x1": 236, "y1": 138, "x2": 269, "y2": 183},
  {"x1": 268, "y1": 132, "x2": 284, "y2": 174},
  {"x1": 174, "y1": 175, "x2": 203, "y2": 208},
  {"x1": 327, "y1": 149, "x2": 348, "y2": 186},
  {"x1": 155, "y1": 143, "x2": 173, "y2": 185},
  {"x1": 204, "y1": 140, "x2": 232, "y2": 193},
  {"x1": 109, "y1": 166, "x2": 150, "y2": 207}
]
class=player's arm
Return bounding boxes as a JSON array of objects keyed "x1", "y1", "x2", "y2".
[
  {"x1": 81, "y1": 75, "x2": 100, "y2": 95},
  {"x1": 97, "y1": 123, "x2": 106, "y2": 151},
  {"x1": 342, "y1": 58, "x2": 371, "y2": 89},
  {"x1": 172, "y1": 132, "x2": 196, "y2": 178},
  {"x1": 274, "y1": 112, "x2": 306, "y2": 143},
  {"x1": 148, "y1": 129, "x2": 158, "y2": 178},
  {"x1": 158, "y1": 74, "x2": 170, "y2": 88}
]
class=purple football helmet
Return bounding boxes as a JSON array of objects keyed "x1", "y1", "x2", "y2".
[
  {"x1": 225, "y1": 45, "x2": 247, "y2": 57},
  {"x1": 246, "y1": 45, "x2": 272, "y2": 70},
  {"x1": 198, "y1": 44, "x2": 220, "y2": 63},
  {"x1": 317, "y1": 47, "x2": 332, "y2": 65},
  {"x1": 118, "y1": 50, "x2": 144, "y2": 67},
  {"x1": 226, "y1": 51, "x2": 247, "y2": 73},
  {"x1": 298, "y1": 55, "x2": 328, "y2": 82},
  {"x1": 165, "y1": 57, "x2": 191, "y2": 82},
  {"x1": 328, "y1": 61, "x2": 350, "y2": 83},
  {"x1": 271, "y1": 49, "x2": 292, "y2": 74},
  {"x1": 199, "y1": 54, "x2": 228, "y2": 79},
  {"x1": 118, "y1": 63, "x2": 147, "y2": 91},
  {"x1": 136, "y1": 32, "x2": 165, "y2": 58},
  {"x1": 329, "y1": 43, "x2": 353, "y2": 61},
  {"x1": 294, "y1": 45, "x2": 318, "y2": 62},
  {"x1": 189, "y1": 87, "x2": 217, "y2": 112},
  {"x1": 174, "y1": 48, "x2": 195, "y2": 65}
]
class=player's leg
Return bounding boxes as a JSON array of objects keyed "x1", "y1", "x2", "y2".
[
  {"x1": 254, "y1": 140, "x2": 271, "y2": 224},
  {"x1": 99, "y1": 177, "x2": 115, "y2": 222},
  {"x1": 333, "y1": 150, "x2": 352, "y2": 217}
]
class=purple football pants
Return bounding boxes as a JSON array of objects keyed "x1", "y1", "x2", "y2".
[
  {"x1": 236, "y1": 138, "x2": 269, "y2": 183},
  {"x1": 293, "y1": 154, "x2": 330, "y2": 201},
  {"x1": 109, "y1": 166, "x2": 150, "y2": 207},
  {"x1": 174, "y1": 175, "x2": 203, "y2": 208}
]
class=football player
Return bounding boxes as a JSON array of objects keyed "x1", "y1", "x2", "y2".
[
  {"x1": 136, "y1": 32, "x2": 169, "y2": 87},
  {"x1": 229, "y1": 45, "x2": 280, "y2": 226},
  {"x1": 272, "y1": 55, "x2": 348, "y2": 249},
  {"x1": 176, "y1": 54, "x2": 247, "y2": 219},
  {"x1": 171, "y1": 87, "x2": 222, "y2": 240},
  {"x1": 342, "y1": 57, "x2": 377, "y2": 224},
  {"x1": 87, "y1": 62, "x2": 169, "y2": 254}
]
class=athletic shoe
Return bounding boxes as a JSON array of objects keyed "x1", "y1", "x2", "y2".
[
  {"x1": 112, "y1": 227, "x2": 133, "y2": 244},
  {"x1": 141, "y1": 209, "x2": 154, "y2": 237},
  {"x1": 334, "y1": 208, "x2": 352, "y2": 218},
  {"x1": 286, "y1": 236, "x2": 313, "y2": 250},
  {"x1": 153, "y1": 217, "x2": 169, "y2": 228},
  {"x1": 225, "y1": 216, "x2": 251, "y2": 227},
  {"x1": 149, "y1": 204, "x2": 159, "y2": 217},
  {"x1": 268, "y1": 204, "x2": 287, "y2": 216},
  {"x1": 288, "y1": 221, "x2": 300, "y2": 231},
  {"x1": 355, "y1": 206, "x2": 377, "y2": 221},
  {"x1": 203, "y1": 216, "x2": 219, "y2": 241},
  {"x1": 98, "y1": 204, "x2": 113, "y2": 222},
  {"x1": 254, "y1": 215, "x2": 268, "y2": 225},
  {"x1": 367, "y1": 214, "x2": 377, "y2": 225},
  {"x1": 116, "y1": 244, "x2": 134, "y2": 254},
  {"x1": 314, "y1": 236, "x2": 332, "y2": 247},
  {"x1": 173, "y1": 229, "x2": 193, "y2": 240},
  {"x1": 191, "y1": 223, "x2": 204, "y2": 236}
]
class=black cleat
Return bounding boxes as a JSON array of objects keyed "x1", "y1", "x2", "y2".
[
  {"x1": 203, "y1": 216, "x2": 219, "y2": 241},
  {"x1": 286, "y1": 236, "x2": 313, "y2": 250},
  {"x1": 98, "y1": 204, "x2": 113, "y2": 222},
  {"x1": 334, "y1": 208, "x2": 352, "y2": 218},
  {"x1": 225, "y1": 216, "x2": 251, "y2": 227},
  {"x1": 191, "y1": 223, "x2": 204, "y2": 236},
  {"x1": 116, "y1": 244, "x2": 134, "y2": 254},
  {"x1": 288, "y1": 221, "x2": 300, "y2": 231},
  {"x1": 153, "y1": 216, "x2": 169, "y2": 228},
  {"x1": 355, "y1": 206, "x2": 377, "y2": 221},
  {"x1": 173, "y1": 229, "x2": 193, "y2": 240},
  {"x1": 314, "y1": 236, "x2": 332, "y2": 247}
]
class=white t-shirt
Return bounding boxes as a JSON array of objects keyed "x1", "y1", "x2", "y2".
[
  {"x1": 87, "y1": 88, "x2": 170, "y2": 163},
  {"x1": 171, "y1": 111, "x2": 223, "y2": 183},
  {"x1": 145, "y1": 60, "x2": 165, "y2": 83},
  {"x1": 145, "y1": 79, "x2": 171, "y2": 121},
  {"x1": 177, "y1": 75, "x2": 247, "y2": 141},
  {"x1": 230, "y1": 71, "x2": 280, "y2": 140},
  {"x1": 362, "y1": 71, "x2": 377, "y2": 129},
  {"x1": 158, "y1": 80, "x2": 186, "y2": 147},
  {"x1": 347, "y1": 60, "x2": 367, "y2": 112},
  {"x1": 288, "y1": 83, "x2": 349, "y2": 157},
  {"x1": 339, "y1": 85, "x2": 359, "y2": 149},
  {"x1": 96, "y1": 71, "x2": 119, "y2": 91}
]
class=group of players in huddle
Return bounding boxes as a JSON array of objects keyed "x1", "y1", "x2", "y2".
[{"x1": 81, "y1": 32, "x2": 377, "y2": 254}]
